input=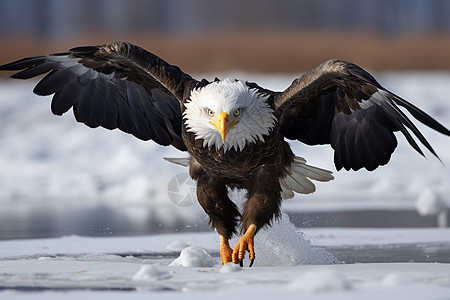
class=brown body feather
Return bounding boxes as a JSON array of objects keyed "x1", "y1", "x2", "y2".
[{"x1": 182, "y1": 102, "x2": 294, "y2": 238}]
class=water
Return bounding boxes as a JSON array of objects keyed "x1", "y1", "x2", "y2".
[
  {"x1": 1, "y1": 207, "x2": 447, "y2": 240},
  {"x1": 328, "y1": 244, "x2": 450, "y2": 264}
]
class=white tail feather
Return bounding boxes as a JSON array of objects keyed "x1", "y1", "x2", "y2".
[
  {"x1": 280, "y1": 156, "x2": 334, "y2": 199},
  {"x1": 163, "y1": 157, "x2": 190, "y2": 167}
]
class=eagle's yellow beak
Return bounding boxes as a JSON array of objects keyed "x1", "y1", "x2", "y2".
[
  {"x1": 210, "y1": 111, "x2": 239, "y2": 144},
  {"x1": 216, "y1": 112, "x2": 229, "y2": 143}
]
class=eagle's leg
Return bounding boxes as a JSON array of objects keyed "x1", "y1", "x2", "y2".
[
  {"x1": 233, "y1": 166, "x2": 282, "y2": 267},
  {"x1": 220, "y1": 235, "x2": 234, "y2": 265},
  {"x1": 196, "y1": 174, "x2": 241, "y2": 265}
]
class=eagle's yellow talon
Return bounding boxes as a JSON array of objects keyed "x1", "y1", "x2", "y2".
[{"x1": 232, "y1": 224, "x2": 257, "y2": 266}]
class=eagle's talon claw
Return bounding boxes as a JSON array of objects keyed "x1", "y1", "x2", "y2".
[
  {"x1": 237, "y1": 258, "x2": 254, "y2": 267},
  {"x1": 249, "y1": 259, "x2": 254, "y2": 267}
]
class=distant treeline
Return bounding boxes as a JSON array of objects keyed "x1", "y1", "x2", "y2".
[{"x1": 1, "y1": 0, "x2": 450, "y2": 38}]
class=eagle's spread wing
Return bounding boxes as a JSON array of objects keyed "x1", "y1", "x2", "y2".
[
  {"x1": 275, "y1": 59, "x2": 450, "y2": 171},
  {"x1": 0, "y1": 42, "x2": 196, "y2": 151}
]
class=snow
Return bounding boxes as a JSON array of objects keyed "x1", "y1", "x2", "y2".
[
  {"x1": 415, "y1": 189, "x2": 448, "y2": 227},
  {"x1": 219, "y1": 262, "x2": 241, "y2": 273},
  {"x1": 1, "y1": 73, "x2": 450, "y2": 298},
  {"x1": 1, "y1": 228, "x2": 450, "y2": 298},
  {"x1": 287, "y1": 270, "x2": 351, "y2": 292},
  {"x1": 416, "y1": 189, "x2": 447, "y2": 216},
  {"x1": 132, "y1": 265, "x2": 172, "y2": 281},
  {"x1": 169, "y1": 246, "x2": 216, "y2": 267}
]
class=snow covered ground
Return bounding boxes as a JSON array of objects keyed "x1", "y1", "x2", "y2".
[
  {"x1": 1, "y1": 72, "x2": 450, "y2": 298},
  {"x1": 1, "y1": 220, "x2": 450, "y2": 299}
]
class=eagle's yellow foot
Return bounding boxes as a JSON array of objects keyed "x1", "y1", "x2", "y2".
[
  {"x1": 232, "y1": 224, "x2": 257, "y2": 267},
  {"x1": 220, "y1": 235, "x2": 233, "y2": 265}
]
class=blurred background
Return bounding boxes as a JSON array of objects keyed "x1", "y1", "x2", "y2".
[
  {"x1": 1, "y1": 0, "x2": 450, "y2": 73},
  {"x1": 1, "y1": 0, "x2": 450, "y2": 240}
]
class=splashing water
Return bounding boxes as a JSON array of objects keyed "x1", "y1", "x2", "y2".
[{"x1": 237, "y1": 212, "x2": 340, "y2": 267}]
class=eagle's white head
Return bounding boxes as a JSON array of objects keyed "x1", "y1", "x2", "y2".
[{"x1": 183, "y1": 78, "x2": 277, "y2": 152}]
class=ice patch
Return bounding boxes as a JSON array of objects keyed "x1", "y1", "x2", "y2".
[
  {"x1": 169, "y1": 246, "x2": 216, "y2": 267},
  {"x1": 246, "y1": 212, "x2": 340, "y2": 266},
  {"x1": 288, "y1": 270, "x2": 351, "y2": 292},
  {"x1": 132, "y1": 264, "x2": 172, "y2": 281},
  {"x1": 37, "y1": 256, "x2": 53, "y2": 261}
]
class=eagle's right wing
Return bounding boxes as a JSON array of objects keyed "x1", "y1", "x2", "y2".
[{"x1": 0, "y1": 41, "x2": 197, "y2": 151}]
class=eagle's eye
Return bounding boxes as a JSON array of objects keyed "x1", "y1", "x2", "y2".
[
  {"x1": 207, "y1": 108, "x2": 215, "y2": 117},
  {"x1": 233, "y1": 108, "x2": 241, "y2": 117}
]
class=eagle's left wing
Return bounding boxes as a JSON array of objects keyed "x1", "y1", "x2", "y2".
[{"x1": 274, "y1": 59, "x2": 450, "y2": 171}]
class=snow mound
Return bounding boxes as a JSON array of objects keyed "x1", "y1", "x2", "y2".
[
  {"x1": 169, "y1": 246, "x2": 216, "y2": 267},
  {"x1": 132, "y1": 264, "x2": 172, "y2": 281},
  {"x1": 381, "y1": 272, "x2": 417, "y2": 286},
  {"x1": 249, "y1": 212, "x2": 339, "y2": 266},
  {"x1": 219, "y1": 262, "x2": 242, "y2": 273},
  {"x1": 288, "y1": 270, "x2": 351, "y2": 292}
]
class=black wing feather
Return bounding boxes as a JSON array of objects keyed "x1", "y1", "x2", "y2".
[
  {"x1": 34, "y1": 68, "x2": 77, "y2": 96},
  {"x1": 12, "y1": 62, "x2": 53, "y2": 79},
  {"x1": 115, "y1": 87, "x2": 135, "y2": 135},
  {"x1": 392, "y1": 95, "x2": 450, "y2": 136},
  {"x1": 2, "y1": 56, "x2": 47, "y2": 72},
  {"x1": 87, "y1": 79, "x2": 107, "y2": 128},
  {"x1": 74, "y1": 80, "x2": 96, "y2": 124},
  {"x1": 381, "y1": 101, "x2": 426, "y2": 156},
  {"x1": 102, "y1": 81, "x2": 119, "y2": 130},
  {"x1": 52, "y1": 79, "x2": 81, "y2": 115}
]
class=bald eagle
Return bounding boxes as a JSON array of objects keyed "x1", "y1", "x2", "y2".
[{"x1": 1, "y1": 42, "x2": 449, "y2": 267}]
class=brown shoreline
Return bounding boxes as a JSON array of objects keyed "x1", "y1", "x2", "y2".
[{"x1": 1, "y1": 31, "x2": 450, "y2": 75}]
